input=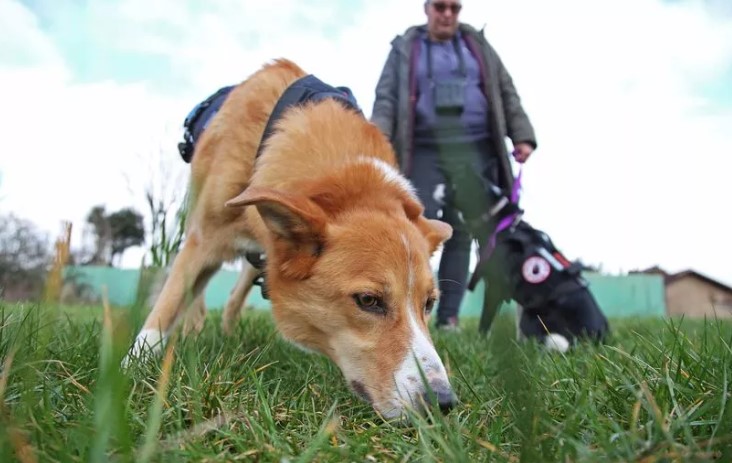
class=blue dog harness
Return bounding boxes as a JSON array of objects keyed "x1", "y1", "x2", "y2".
[
  {"x1": 177, "y1": 74, "x2": 361, "y2": 163},
  {"x1": 254, "y1": 74, "x2": 362, "y2": 158},
  {"x1": 178, "y1": 85, "x2": 235, "y2": 163}
]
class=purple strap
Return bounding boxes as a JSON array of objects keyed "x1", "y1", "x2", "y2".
[
  {"x1": 467, "y1": 165, "x2": 523, "y2": 291},
  {"x1": 479, "y1": 166, "x2": 522, "y2": 261},
  {"x1": 510, "y1": 165, "x2": 523, "y2": 203}
]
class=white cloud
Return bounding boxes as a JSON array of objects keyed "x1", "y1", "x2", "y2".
[
  {"x1": 0, "y1": 0, "x2": 64, "y2": 69},
  {"x1": 0, "y1": 1, "x2": 190, "y2": 262},
  {"x1": 1, "y1": 0, "x2": 731, "y2": 287},
  {"x1": 463, "y1": 0, "x2": 732, "y2": 284}
]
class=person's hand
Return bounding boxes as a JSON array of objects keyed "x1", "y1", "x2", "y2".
[{"x1": 512, "y1": 142, "x2": 534, "y2": 163}]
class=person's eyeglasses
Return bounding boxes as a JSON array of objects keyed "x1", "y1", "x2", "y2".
[{"x1": 432, "y1": 2, "x2": 462, "y2": 14}]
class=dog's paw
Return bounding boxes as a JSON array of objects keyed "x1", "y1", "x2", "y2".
[
  {"x1": 121, "y1": 329, "x2": 166, "y2": 368},
  {"x1": 221, "y1": 306, "x2": 242, "y2": 337},
  {"x1": 182, "y1": 314, "x2": 206, "y2": 336},
  {"x1": 221, "y1": 319, "x2": 235, "y2": 337},
  {"x1": 543, "y1": 333, "x2": 570, "y2": 353}
]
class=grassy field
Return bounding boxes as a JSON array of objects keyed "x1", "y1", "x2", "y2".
[{"x1": 0, "y1": 302, "x2": 730, "y2": 462}]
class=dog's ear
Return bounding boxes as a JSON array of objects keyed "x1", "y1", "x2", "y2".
[
  {"x1": 401, "y1": 194, "x2": 453, "y2": 255},
  {"x1": 226, "y1": 187, "x2": 327, "y2": 279},
  {"x1": 416, "y1": 216, "x2": 453, "y2": 255}
]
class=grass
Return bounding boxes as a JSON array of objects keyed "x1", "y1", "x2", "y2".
[{"x1": 0, "y1": 301, "x2": 731, "y2": 462}]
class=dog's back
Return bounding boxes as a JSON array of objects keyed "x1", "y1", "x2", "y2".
[
  {"x1": 185, "y1": 59, "x2": 392, "y2": 244},
  {"x1": 185, "y1": 60, "x2": 309, "y2": 234}
]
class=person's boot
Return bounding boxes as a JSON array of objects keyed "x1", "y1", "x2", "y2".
[{"x1": 435, "y1": 315, "x2": 461, "y2": 332}]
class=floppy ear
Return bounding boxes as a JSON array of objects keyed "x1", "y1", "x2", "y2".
[
  {"x1": 226, "y1": 187, "x2": 327, "y2": 279},
  {"x1": 401, "y1": 194, "x2": 453, "y2": 255},
  {"x1": 416, "y1": 216, "x2": 453, "y2": 255}
]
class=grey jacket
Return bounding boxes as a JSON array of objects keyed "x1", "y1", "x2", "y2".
[{"x1": 370, "y1": 23, "x2": 537, "y2": 190}]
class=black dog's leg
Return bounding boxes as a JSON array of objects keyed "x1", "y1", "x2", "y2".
[{"x1": 479, "y1": 280, "x2": 505, "y2": 334}]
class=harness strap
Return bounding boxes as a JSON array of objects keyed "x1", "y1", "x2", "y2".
[
  {"x1": 467, "y1": 166, "x2": 523, "y2": 291},
  {"x1": 178, "y1": 85, "x2": 236, "y2": 163},
  {"x1": 255, "y1": 74, "x2": 362, "y2": 159},
  {"x1": 520, "y1": 277, "x2": 587, "y2": 311},
  {"x1": 245, "y1": 251, "x2": 269, "y2": 299}
]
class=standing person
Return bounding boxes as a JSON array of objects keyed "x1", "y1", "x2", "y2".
[{"x1": 370, "y1": 0, "x2": 538, "y2": 330}]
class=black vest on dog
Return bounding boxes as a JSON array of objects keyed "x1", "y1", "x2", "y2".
[
  {"x1": 254, "y1": 75, "x2": 362, "y2": 159},
  {"x1": 483, "y1": 220, "x2": 587, "y2": 309},
  {"x1": 177, "y1": 75, "x2": 362, "y2": 164}
]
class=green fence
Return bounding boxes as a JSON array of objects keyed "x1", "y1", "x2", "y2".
[{"x1": 63, "y1": 266, "x2": 667, "y2": 318}]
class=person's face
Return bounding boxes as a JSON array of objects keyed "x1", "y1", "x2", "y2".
[{"x1": 424, "y1": 0, "x2": 462, "y2": 41}]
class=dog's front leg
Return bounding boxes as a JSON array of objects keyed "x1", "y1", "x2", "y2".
[
  {"x1": 182, "y1": 293, "x2": 207, "y2": 336},
  {"x1": 124, "y1": 239, "x2": 219, "y2": 364},
  {"x1": 222, "y1": 260, "x2": 260, "y2": 335}
]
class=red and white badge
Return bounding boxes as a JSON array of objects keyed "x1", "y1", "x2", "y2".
[{"x1": 522, "y1": 256, "x2": 552, "y2": 284}]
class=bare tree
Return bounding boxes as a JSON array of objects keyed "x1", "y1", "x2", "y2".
[{"x1": 0, "y1": 213, "x2": 52, "y2": 301}]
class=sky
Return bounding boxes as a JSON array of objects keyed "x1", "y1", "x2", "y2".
[{"x1": 1, "y1": 0, "x2": 731, "y2": 287}]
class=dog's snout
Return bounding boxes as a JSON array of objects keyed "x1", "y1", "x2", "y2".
[
  {"x1": 350, "y1": 380, "x2": 372, "y2": 404},
  {"x1": 421, "y1": 383, "x2": 457, "y2": 414}
]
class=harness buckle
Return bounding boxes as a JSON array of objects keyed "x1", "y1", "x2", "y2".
[
  {"x1": 252, "y1": 273, "x2": 269, "y2": 300},
  {"x1": 245, "y1": 251, "x2": 269, "y2": 300}
]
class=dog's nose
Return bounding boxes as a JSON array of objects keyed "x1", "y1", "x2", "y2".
[{"x1": 421, "y1": 386, "x2": 457, "y2": 414}]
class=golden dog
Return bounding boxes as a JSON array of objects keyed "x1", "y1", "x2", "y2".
[{"x1": 125, "y1": 59, "x2": 457, "y2": 419}]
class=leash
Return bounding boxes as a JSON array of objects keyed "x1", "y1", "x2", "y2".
[{"x1": 467, "y1": 163, "x2": 524, "y2": 291}]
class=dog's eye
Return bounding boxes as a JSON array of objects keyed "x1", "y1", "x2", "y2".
[
  {"x1": 424, "y1": 297, "x2": 436, "y2": 315},
  {"x1": 353, "y1": 293, "x2": 386, "y2": 315}
]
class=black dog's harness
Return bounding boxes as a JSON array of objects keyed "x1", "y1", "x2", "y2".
[
  {"x1": 177, "y1": 74, "x2": 362, "y2": 299},
  {"x1": 461, "y1": 167, "x2": 589, "y2": 311},
  {"x1": 484, "y1": 221, "x2": 589, "y2": 310}
]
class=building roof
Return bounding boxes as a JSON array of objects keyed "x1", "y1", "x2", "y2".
[
  {"x1": 630, "y1": 265, "x2": 669, "y2": 278},
  {"x1": 665, "y1": 270, "x2": 732, "y2": 295},
  {"x1": 632, "y1": 266, "x2": 732, "y2": 294}
]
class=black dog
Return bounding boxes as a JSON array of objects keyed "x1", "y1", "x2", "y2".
[
  {"x1": 451, "y1": 166, "x2": 610, "y2": 351},
  {"x1": 474, "y1": 219, "x2": 610, "y2": 351}
]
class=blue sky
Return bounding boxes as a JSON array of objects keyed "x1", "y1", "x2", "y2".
[
  {"x1": 13, "y1": 0, "x2": 367, "y2": 94},
  {"x1": 1, "y1": 0, "x2": 731, "y2": 288}
]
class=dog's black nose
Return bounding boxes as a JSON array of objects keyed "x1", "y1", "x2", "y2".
[{"x1": 422, "y1": 388, "x2": 457, "y2": 414}]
